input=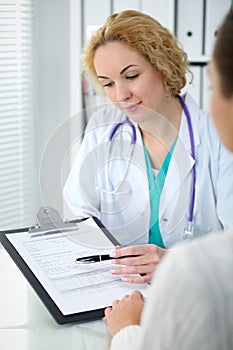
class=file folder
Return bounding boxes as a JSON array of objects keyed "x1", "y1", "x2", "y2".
[
  {"x1": 83, "y1": 0, "x2": 111, "y2": 45},
  {"x1": 204, "y1": 0, "x2": 232, "y2": 56},
  {"x1": 141, "y1": 0, "x2": 175, "y2": 32},
  {"x1": 176, "y1": 0, "x2": 204, "y2": 57},
  {"x1": 112, "y1": 0, "x2": 140, "y2": 12}
]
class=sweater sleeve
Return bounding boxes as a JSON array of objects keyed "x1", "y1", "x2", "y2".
[{"x1": 111, "y1": 325, "x2": 141, "y2": 350}]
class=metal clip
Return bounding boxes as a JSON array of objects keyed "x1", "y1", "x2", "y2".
[
  {"x1": 29, "y1": 206, "x2": 78, "y2": 234},
  {"x1": 183, "y1": 221, "x2": 194, "y2": 240}
]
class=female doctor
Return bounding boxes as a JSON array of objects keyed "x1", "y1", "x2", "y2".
[{"x1": 63, "y1": 10, "x2": 233, "y2": 283}]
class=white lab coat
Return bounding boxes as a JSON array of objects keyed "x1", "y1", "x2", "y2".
[{"x1": 63, "y1": 93, "x2": 233, "y2": 248}]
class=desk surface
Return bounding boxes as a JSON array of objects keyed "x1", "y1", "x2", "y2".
[{"x1": 0, "y1": 244, "x2": 112, "y2": 350}]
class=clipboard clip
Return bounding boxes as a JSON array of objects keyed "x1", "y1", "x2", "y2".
[{"x1": 29, "y1": 206, "x2": 79, "y2": 234}]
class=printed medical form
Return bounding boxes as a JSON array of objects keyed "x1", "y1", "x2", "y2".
[{"x1": 6, "y1": 217, "x2": 149, "y2": 316}]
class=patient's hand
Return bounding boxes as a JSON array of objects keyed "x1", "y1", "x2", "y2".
[{"x1": 103, "y1": 290, "x2": 145, "y2": 336}]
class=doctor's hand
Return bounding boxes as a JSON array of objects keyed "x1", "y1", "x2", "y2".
[
  {"x1": 103, "y1": 290, "x2": 145, "y2": 336},
  {"x1": 109, "y1": 244, "x2": 166, "y2": 283}
]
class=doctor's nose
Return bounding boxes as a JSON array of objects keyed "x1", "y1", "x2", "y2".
[{"x1": 115, "y1": 84, "x2": 132, "y2": 102}]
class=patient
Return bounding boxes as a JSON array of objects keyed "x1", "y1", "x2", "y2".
[{"x1": 103, "y1": 8, "x2": 233, "y2": 350}]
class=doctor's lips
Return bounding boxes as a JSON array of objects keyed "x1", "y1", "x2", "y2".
[
  {"x1": 125, "y1": 102, "x2": 142, "y2": 113},
  {"x1": 115, "y1": 101, "x2": 141, "y2": 113}
]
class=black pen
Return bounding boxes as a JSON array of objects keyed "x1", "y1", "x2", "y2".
[{"x1": 75, "y1": 254, "x2": 138, "y2": 263}]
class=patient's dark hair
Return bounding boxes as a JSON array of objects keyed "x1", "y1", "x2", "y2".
[{"x1": 213, "y1": 8, "x2": 233, "y2": 98}]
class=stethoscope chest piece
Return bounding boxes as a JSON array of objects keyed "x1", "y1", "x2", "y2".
[{"x1": 183, "y1": 221, "x2": 194, "y2": 240}]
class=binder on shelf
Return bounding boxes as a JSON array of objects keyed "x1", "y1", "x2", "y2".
[
  {"x1": 0, "y1": 206, "x2": 149, "y2": 324},
  {"x1": 112, "y1": 0, "x2": 140, "y2": 13},
  {"x1": 176, "y1": 0, "x2": 204, "y2": 57},
  {"x1": 141, "y1": 0, "x2": 175, "y2": 33},
  {"x1": 83, "y1": 0, "x2": 111, "y2": 45},
  {"x1": 204, "y1": 0, "x2": 232, "y2": 56}
]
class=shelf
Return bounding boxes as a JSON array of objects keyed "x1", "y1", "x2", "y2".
[{"x1": 188, "y1": 55, "x2": 211, "y2": 66}]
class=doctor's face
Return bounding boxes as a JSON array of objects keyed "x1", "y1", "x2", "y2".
[
  {"x1": 93, "y1": 41, "x2": 167, "y2": 123},
  {"x1": 208, "y1": 60, "x2": 233, "y2": 152}
]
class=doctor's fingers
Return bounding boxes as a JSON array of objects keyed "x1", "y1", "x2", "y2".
[
  {"x1": 112, "y1": 250, "x2": 161, "y2": 267},
  {"x1": 110, "y1": 262, "x2": 156, "y2": 278},
  {"x1": 123, "y1": 272, "x2": 154, "y2": 284},
  {"x1": 112, "y1": 244, "x2": 165, "y2": 259}
]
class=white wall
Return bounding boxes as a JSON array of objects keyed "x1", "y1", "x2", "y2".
[{"x1": 34, "y1": 0, "x2": 82, "y2": 218}]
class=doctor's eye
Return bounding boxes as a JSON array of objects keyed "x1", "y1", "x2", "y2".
[
  {"x1": 98, "y1": 78, "x2": 114, "y2": 88},
  {"x1": 102, "y1": 81, "x2": 114, "y2": 88},
  {"x1": 126, "y1": 74, "x2": 139, "y2": 80}
]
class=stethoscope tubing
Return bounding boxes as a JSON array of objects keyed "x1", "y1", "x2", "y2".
[
  {"x1": 109, "y1": 116, "x2": 137, "y2": 144},
  {"x1": 105, "y1": 95, "x2": 196, "y2": 227},
  {"x1": 177, "y1": 95, "x2": 196, "y2": 223}
]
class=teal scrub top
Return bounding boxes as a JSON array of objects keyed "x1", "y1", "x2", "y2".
[{"x1": 143, "y1": 140, "x2": 177, "y2": 248}]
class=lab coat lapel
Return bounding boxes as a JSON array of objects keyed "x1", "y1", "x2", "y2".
[
  {"x1": 159, "y1": 138, "x2": 195, "y2": 218},
  {"x1": 159, "y1": 94, "x2": 200, "y2": 225}
]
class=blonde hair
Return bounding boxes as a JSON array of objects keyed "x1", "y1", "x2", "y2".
[{"x1": 82, "y1": 10, "x2": 190, "y2": 96}]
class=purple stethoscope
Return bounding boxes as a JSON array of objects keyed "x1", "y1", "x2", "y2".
[{"x1": 99, "y1": 95, "x2": 196, "y2": 240}]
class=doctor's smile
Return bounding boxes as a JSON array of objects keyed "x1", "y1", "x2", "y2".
[{"x1": 124, "y1": 102, "x2": 142, "y2": 114}]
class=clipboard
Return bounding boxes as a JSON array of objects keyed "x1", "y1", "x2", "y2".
[{"x1": 0, "y1": 207, "x2": 149, "y2": 325}]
